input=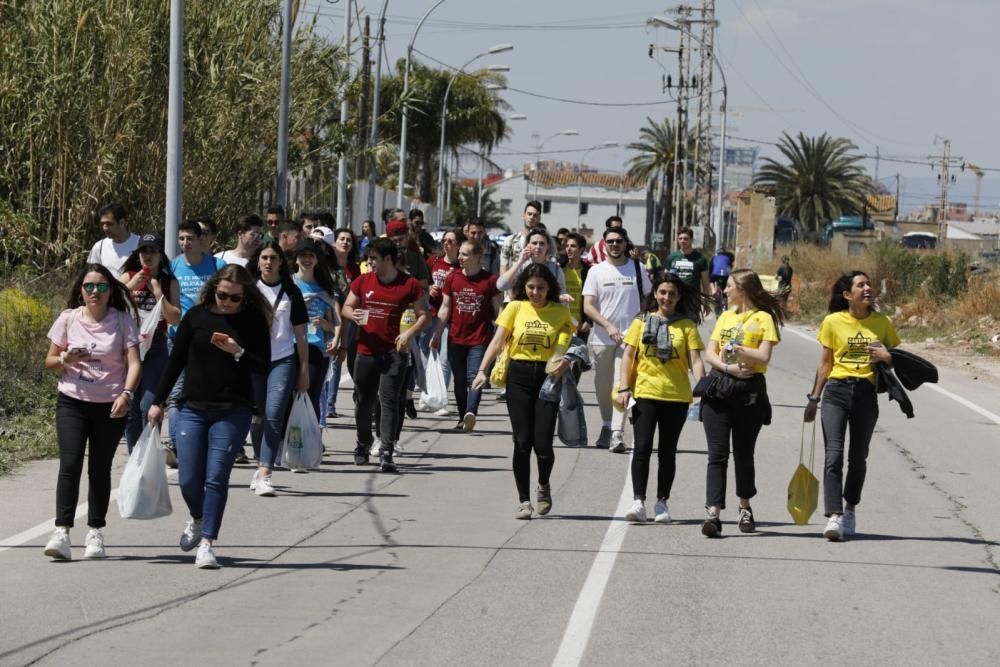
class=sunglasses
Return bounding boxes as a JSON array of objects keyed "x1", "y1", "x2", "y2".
[
  {"x1": 215, "y1": 290, "x2": 244, "y2": 303},
  {"x1": 82, "y1": 282, "x2": 111, "y2": 293},
  {"x1": 605, "y1": 239, "x2": 625, "y2": 245}
]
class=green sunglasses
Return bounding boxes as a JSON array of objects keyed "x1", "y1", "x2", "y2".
[{"x1": 82, "y1": 282, "x2": 111, "y2": 293}]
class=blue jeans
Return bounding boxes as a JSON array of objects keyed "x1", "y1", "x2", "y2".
[
  {"x1": 324, "y1": 357, "x2": 342, "y2": 419},
  {"x1": 306, "y1": 347, "x2": 330, "y2": 422},
  {"x1": 448, "y1": 342, "x2": 486, "y2": 417},
  {"x1": 126, "y1": 334, "x2": 169, "y2": 453},
  {"x1": 251, "y1": 355, "x2": 298, "y2": 467},
  {"x1": 175, "y1": 405, "x2": 252, "y2": 540}
]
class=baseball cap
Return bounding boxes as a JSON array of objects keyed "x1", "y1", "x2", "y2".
[
  {"x1": 137, "y1": 233, "x2": 163, "y2": 252},
  {"x1": 386, "y1": 220, "x2": 408, "y2": 237},
  {"x1": 293, "y1": 239, "x2": 321, "y2": 258},
  {"x1": 310, "y1": 226, "x2": 335, "y2": 248}
]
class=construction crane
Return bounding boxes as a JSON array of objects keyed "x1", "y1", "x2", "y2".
[{"x1": 963, "y1": 162, "x2": 984, "y2": 215}]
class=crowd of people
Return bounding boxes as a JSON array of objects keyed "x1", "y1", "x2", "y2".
[{"x1": 42, "y1": 200, "x2": 900, "y2": 567}]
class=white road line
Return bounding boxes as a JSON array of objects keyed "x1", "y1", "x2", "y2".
[
  {"x1": 784, "y1": 325, "x2": 1000, "y2": 425},
  {"x1": 552, "y1": 466, "x2": 634, "y2": 667},
  {"x1": 0, "y1": 470, "x2": 178, "y2": 554}
]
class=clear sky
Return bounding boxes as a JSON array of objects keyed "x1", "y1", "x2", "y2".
[{"x1": 300, "y1": 0, "x2": 1000, "y2": 214}]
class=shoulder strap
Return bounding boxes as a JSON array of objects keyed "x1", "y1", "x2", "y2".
[{"x1": 634, "y1": 258, "x2": 644, "y2": 301}]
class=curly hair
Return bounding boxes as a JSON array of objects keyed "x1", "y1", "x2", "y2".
[
  {"x1": 197, "y1": 264, "x2": 272, "y2": 327},
  {"x1": 512, "y1": 262, "x2": 560, "y2": 304}
]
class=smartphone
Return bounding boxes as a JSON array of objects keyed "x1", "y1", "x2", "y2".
[
  {"x1": 69, "y1": 346, "x2": 91, "y2": 356},
  {"x1": 211, "y1": 332, "x2": 230, "y2": 346}
]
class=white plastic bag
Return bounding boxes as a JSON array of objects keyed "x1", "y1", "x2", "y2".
[
  {"x1": 281, "y1": 392, "x2": 323, "y2": 470},
  {"x1": 138, "y1": 296, "x2": 163, "y2": 360},
  {"x1": 422, "y1": 349, "x2": 448, "y2": 412},
  {"x1": 118, "y1": 423, "x2": 172, "y2": 519}
]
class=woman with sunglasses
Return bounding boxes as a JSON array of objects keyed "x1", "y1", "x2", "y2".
[
  {"x1": 322, "y1": 228, "x2": 359, "y2": 419},
  {"x1": 247, "y1": 241, "x2": 310, "y2": 496},
  {"x1": 119, "y1": 234, "x2": 182, "y2": 453},
  {"x1": 701, "y1": 269, "x2": 784, "y2": 537},
  {"x1": 292, "y1": 240, "x2": 342, "y2": 420},
  {"x1": 149, "y1": 265, "x2": 271, "y2": 568},
  {"x1": 421, "y1": 229, "x2": 464, "y2": 400},
  {"x1": 43, "y1": 264, "x2": 142, "y2": 560}
]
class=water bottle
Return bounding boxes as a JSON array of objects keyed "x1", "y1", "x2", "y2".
[{"x1": 687, "y1": 403, "x2": 701, "y2": 421}]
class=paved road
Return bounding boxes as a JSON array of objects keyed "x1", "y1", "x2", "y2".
[{"x1": 1, "y1": 324, "x2": 998, "y2": 666}]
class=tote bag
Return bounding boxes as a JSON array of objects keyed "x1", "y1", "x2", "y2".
[{"x1": 787, "y1": 422, "x2": 820, "y2": 525}]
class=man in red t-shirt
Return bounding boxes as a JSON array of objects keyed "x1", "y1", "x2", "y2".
[
  {"x1": 342, "y1": 238, "x2": 429, "y2": 472},
  {"x1": 431, "y1": 239, "x2": 501, "y2": 432}
]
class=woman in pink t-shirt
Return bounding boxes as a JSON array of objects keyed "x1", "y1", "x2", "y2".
[{"x1": 43, "y1": 263, "x2": 142, "y2": 561}]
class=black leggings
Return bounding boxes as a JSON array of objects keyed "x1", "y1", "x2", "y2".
[
  {"x1": 55, "y1": 393, "x2": 127, "y2": 528},
  {"x1": 630, "y1": 398, "x2": 688, "y2": 500},
  {"x1": 702, "y1": 381, "x2": 768, "y2": 510},
  {"x1": 506, "y1": 360, "x2": 559, "y2": 503},
  {"x1": 353, "y1": 352, "x2": 409, "y2": 449}
]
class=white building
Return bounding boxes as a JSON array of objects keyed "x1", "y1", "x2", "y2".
[{"x1": 491, "y1": 170, "x2": 649, "y2": 248}]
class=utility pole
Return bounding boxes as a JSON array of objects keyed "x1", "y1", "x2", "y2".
[
  {"x1": 874, "y1": 145, "x2": 880, "y2": 182},
  {"x1": 894, "y1": 173, "x2": 900, "y2": 222},
  {"x1": 931, "y1": 137, "x2": 962, "y2": 239},
  {"x1": 164, "y1": 0, "x2": 184, "y2": 259},
  {"x1": 367, "y1": 2, "x2": 389, "y2": 225},
  {"x1": 275, "y1": 0, "x2": 293, "y2": 213},
  {"x1": 335, "y1": 2, "x2": 353, "y2": 229},
  {"x1": 691, "y1": 1, "x2": 715, "y2": 233},
  {"x1": 356, "y1": 15, "x2": 371, "y2": 219}
]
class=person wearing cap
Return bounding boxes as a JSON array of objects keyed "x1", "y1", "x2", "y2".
[
  {"x1": 88, "y1": 202, "x2": 140, "y2": 274},
  {"x1": 216, "y1": 215, "x2": 264, "y2": 268},
  {"x1": 119, "y1": 233, "x2": 182, "y2": 452}
]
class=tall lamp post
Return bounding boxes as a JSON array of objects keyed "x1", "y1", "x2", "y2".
[
  {"x1": 397, "y1": 0, "x2": 449, "y2": 210},
  {"x1": 648, "y1": 15, "x2": 727, "y2": 247},
  {"x1": 436, "y1": 45, "x2": 513, "y2": 225},
  {"x1": 576, "y1": 141, "x2": 619, "y2": 225},
  {"x1": 533, "y1": 130, "x2": 579, "y2": 199}
]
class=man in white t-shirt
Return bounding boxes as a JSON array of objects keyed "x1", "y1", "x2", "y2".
[
  {"x1": 582, "y1": 226, "x2": 652, "y2": 452},
  {"x1": 87, "y1": 203, "x2": 139, "y2": 274},
  {"x1": 588, "y1": 215, "x2": 625, "y2": 265},
  {"x1": 215, "y1": 214, "x2": 264, "y2": 267}
]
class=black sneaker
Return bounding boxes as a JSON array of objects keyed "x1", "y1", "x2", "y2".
[
  {"x1": 234, "y1": 448, "x2": 249, "y2": 465},
  {"x1": 701, "y1": 508, "x2": 722, "y2": 538},
  {"x1": 737, "y1": 506, "x2": 756, "y2": 533},
  {"x1": 354, "y1": 446, "x2": 369, "y2": 466},
  {"x1": 379, "y1": 448, "x2": 397, "y2": 473},
  {"x1": 165, "y1": 443, "x2": 178, "y2": 469},
  {"x1": 454, "y1": 419, "x2": 465, "y2": 431},
  {"x1": 405, "y1": 399, "x2": 417, "y2": 419}
]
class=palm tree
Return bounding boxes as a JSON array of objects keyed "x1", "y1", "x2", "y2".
[
  {"x1": 446, "y1": 184, "x2": 504, "y2": 228},
  {"x1": 753, "y1": 132, "x2": 872, "y2": 234},
  {"x1": 380, "y1": 60, "x2": 511, "y2": 203}
]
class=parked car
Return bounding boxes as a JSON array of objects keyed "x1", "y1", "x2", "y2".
[
  {"x1": 900, "y1": 232, "x2": 937, "y2": 250},
  {"x1": 821, "y1": 215, "x2": 874, "y2": 244}
]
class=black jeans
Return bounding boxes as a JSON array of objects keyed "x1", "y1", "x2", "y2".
[
  {"x1": 506, "y1": 360, "x2": 559, "y2": 503},
  {"x1": 630, "y1": 398, "x2": 688, "y2": 500},
  {"x1": 821, "y1": 379, "x2": 879, "y2": 515},
  {"x1": 702, "y1": 377, "x2": 768, "y2": 509},
  {"x1": 55, "y1": 393, "x2": 127, "y2": 528},
  {"x1": 353, "y1": 352, "x2": 409, "y2": 449}
]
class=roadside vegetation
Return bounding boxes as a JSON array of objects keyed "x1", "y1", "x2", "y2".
[{"x1": 759, "y1": 241, "x2": 1000, "y2": 356}]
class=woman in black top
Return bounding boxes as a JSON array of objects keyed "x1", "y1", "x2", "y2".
[{"x1": 149, "y1": 265, "x2": 271, "y2": 569}]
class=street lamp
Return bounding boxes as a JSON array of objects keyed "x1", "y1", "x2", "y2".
[
  {"x1": 474, "y1": 113, "x2": 527, "y2": 217},
  {"x1": 435, "y1": 44, "x2": 514, "y2": 225},
  {"x1": 397, "y1": 0, "x2": 450, "y2": 210},
  {"x1": 576, "y1": 141, "x2": 619, "y2": 225},
  {"x1": 647, "y1": 15, "x2": 728, "y2": 247},
  {"x1": 534, "y1": 130, "x2": 579, "y2": 198}
]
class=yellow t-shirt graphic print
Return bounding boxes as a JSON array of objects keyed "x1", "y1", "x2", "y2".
[
  {"x1": 818, "y1": 310, "x2": 900, "y2": 384},
  {"x1": 496, "y1": 301, "x2": 573, "y2": 363},
  {"x1": 624, "y1": 317, "x2": 704, "y2": 403},
  {"x1": 710, "y1": 309, "x2": 780, "y2": 374}
]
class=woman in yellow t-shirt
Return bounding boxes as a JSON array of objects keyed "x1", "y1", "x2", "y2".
[
  {"x1": 701, "y1": 269, "x2": 784, "y2": 537},
  {"x1": 473, "y1": 263, "x2": 573, "y2": 520},
  {"x1": 616, "y1": 274, "x2": 706, "y2": 524},
  {"x1": 805, "y1": 270, "x2": 899, "y2": 542}
]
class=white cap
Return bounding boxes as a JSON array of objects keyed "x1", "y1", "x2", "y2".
[{"x1": 311, "y1": 226, "x2": 335, "y2": 248}]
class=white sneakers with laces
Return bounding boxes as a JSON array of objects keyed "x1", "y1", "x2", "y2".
[
  {"x1": 253, "y1": 472, "x2": 276, "y2": 497},
  {"x1": 842, "y1": 509, "x2": 857, "y2": 537},
  {"x1": 44, "y1": 527, "x2": 71, "y2": 560},
  {"x1": 609, "y1": 430, "x2": 627, "y2": 453},
  {"x1": 180, "y1": 518, "x2": 203, "y2": 551},
  {"x1": 83, "y1": 528, "x2": 106, "y2": 559},
  {"x1": 624, "y1": 500, "x2": 647, "y2": 523},
  {"x1": 195, "y1": 541, "x2": 220, "y2": 569},
  {"x1": 824, "y1": 514, "x2": 844, "y2": 541},
  {"x1": 653, "y1": 499, "x2": 671, "y2": 523}
]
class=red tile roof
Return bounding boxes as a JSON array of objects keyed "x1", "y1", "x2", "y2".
[{"x1": 531, "y1": 170, "x2": 646, "y2": 190}]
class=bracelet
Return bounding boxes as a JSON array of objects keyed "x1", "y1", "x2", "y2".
[
  {"x1": 806, "y1": 394, "x2": 820, "y2": 403},
  {"x1": 619, "y1": 387, "x2": 631, "y2": 393},
  {"x1": 122, "y1": 389, "x2": 134, "y2": 401},
  {"x1": 59, "y1": 351, "x2": 68, "y2": 365},
  {"x1": 233, "y1": 347, "x2": 245, "y2": 362}
]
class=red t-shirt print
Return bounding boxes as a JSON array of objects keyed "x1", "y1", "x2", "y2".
[
  {"x1": 442, "y1": 270, "x2": 499, "y2": 346},
  {"x1": 350, "y1": 272, "x2": 424, "y2": 356},
  {"x1": 426, "y1": 256, "x2": 460, "y2": 315}
]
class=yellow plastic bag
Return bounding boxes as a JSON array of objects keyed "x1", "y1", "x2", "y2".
[
  {"x1": 787, "y1": 422, "x2": 819, "y2": 525},
  {"x1": 490, "y1": 341, "x2": 511, "y2": 389}
]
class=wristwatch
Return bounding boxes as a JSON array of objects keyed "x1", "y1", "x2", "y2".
[
  {"x1": 122, "y1": 389, "x2": 134, "y2": 402},
  {"x1": 806, "y1": 394, "x2": 820, "y2": 403}
]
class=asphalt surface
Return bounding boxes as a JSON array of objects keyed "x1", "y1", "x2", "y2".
[{"x1": 1, "y1": 323, "x2": 998, "y2": 666}]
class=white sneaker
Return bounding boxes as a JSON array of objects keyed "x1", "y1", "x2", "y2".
[
  {"x1": 824, "y1": 514, "x2": 844, "y2": 541},
  {"x1": 515, "y1": 501, "x2": 534, "y2": 520},
  {"x1": 653, "y1": 499, "x2": 672, "y2": 523},
  {"x1": 434, "y1": 407, "x2": 450, "y2": 417},
  {"x1": 254, "y1": 473, "x2": 277, "y2": 497},
  {"x1": 44, "y1": 527, "x2": 71, "y2": 560},
  {"x1": 369, "y1": 437, "x2": 383, "y2": 457},
  {"x1": 180, "y1": 518, "x2": 202, "y2": 551},
  {"x1": 842, "y1": 510, "x2": 857, "y2": 537},
  {"x1": 624, "y1": 500, "x2": 647, "y2": 523},
  {"x1": 609, "y1": 430, "x2": 627, "y2": 453},
  {"x1": 463, "y1": 412, "x2": 477, "y2": 433},
  {"x1": 83, "y1": 528, "x2": 106, "y2": 559},
  {"x1": 195, "y1": 541, "x2": 220, "y2": 569}
]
